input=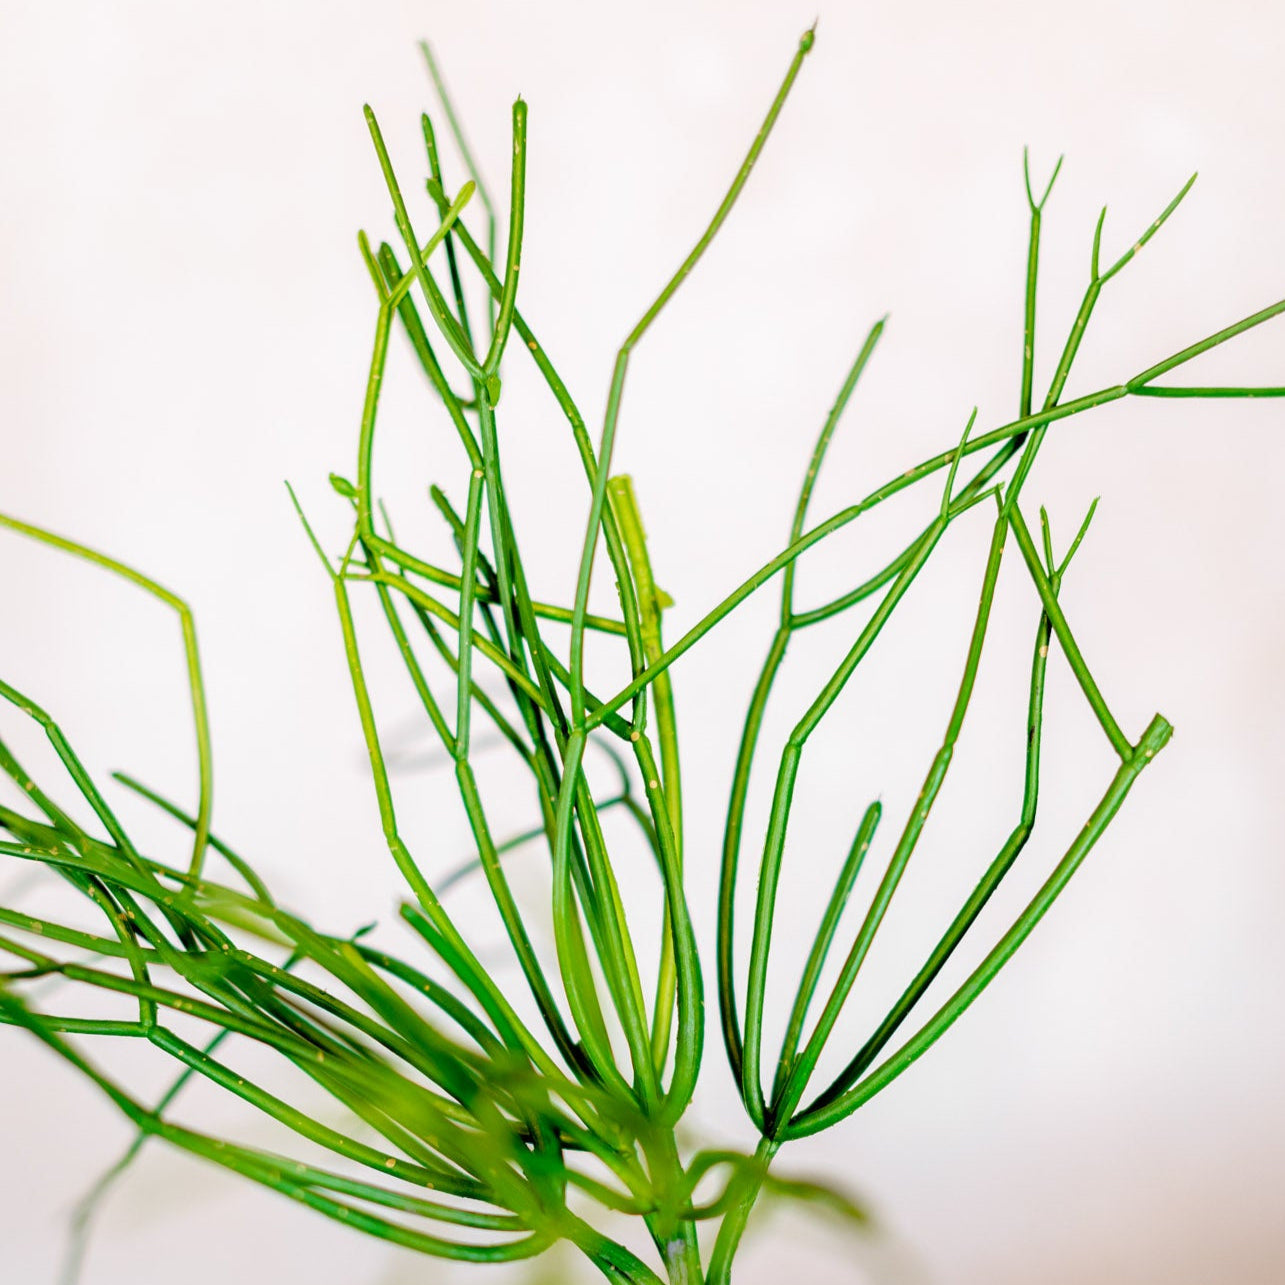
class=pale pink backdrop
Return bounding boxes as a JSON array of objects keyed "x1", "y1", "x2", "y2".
[{"x1": 2, "y1": 2, "x2": 1283, "y2": 1282}]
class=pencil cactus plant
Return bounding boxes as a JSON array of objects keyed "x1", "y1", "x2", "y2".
[{"x1": 2, "y1": 25, "x2": 1281, "y2": 1285}]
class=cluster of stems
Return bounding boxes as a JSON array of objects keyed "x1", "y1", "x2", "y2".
[{"x1": 2, "y1": 25, "x2": 1282, "y2": 1285}]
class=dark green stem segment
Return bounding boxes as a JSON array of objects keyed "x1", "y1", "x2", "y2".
[{"x1": 785, "y1": 713, "x2": 1173, "y2": 1139}]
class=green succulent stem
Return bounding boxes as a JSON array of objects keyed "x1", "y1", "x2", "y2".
[{"x1": 2, "y1": 20, "x2": 1280, "y2": 1285}]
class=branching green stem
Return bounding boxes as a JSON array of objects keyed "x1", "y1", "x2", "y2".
[{"x1": 3, "y1": 22, "x2": 1280, "y2": 1285}]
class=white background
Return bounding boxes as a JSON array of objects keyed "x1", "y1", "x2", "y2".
[{"x1": 2, "y1": 2, "x2": 1284, "y2": 1282}]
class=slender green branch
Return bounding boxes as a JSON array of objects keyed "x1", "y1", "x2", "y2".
[
  {"x1": 0, "y1": 514, "x2": 213, "y2": 880},
  {"x1": 6, "y1": 26, "x2": 1281, "y2": 1285},
  {"x1": 568, "y1": 27, "x2": 816, "y2": 730},
  {"x1": 785, "y1": 715, "x2": 1173, "y2": 1138}
]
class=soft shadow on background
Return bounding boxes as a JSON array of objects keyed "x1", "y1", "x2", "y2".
[{"x1": 2, "y1": 2, "x2": 1283, "y2": 1282}]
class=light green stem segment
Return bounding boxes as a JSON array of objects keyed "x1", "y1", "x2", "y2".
[
  {"x1": 706, "y1": 1137, "x2": 780, "y2": 1285},
  {"x1": 606, "y1": 475, "x2": 685, "y2": 1074},
  {"x1": 0, "y1": 512, "x2": 212, "y2": 882}
]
